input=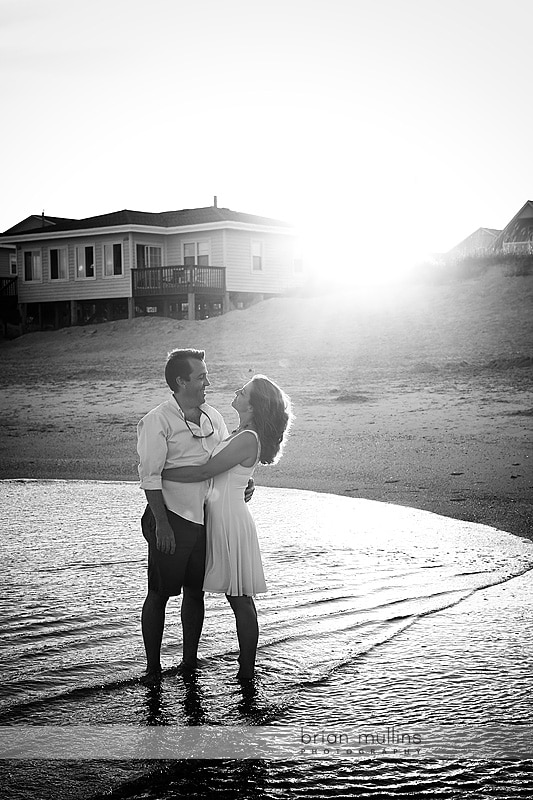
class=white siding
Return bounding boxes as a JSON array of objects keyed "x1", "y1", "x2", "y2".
[
  {"x1": 17, "y1": 234, "x2": 134, "y2": 303},
  {"x1": 224, "y1": 229, "x2": 297, "y2": 293}
]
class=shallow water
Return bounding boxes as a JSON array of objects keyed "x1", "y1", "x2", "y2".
[{"x1": 1, "y1": 479, "x2": 533, "y2": 798}]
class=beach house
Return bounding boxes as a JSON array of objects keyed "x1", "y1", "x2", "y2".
[
  {"x1": 446, "y1": 227, "x2": 501, "y2": 259},
  {"x1": 490, "y1": 200, "x2": 533, "y2": 255},
  {"x1": 0, "y1": 202, "x2": 303, "y2": 330}
]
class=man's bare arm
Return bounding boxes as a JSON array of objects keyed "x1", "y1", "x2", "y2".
[{"x1": 145, "y1": 489, "x2": 175, "y2": 555}]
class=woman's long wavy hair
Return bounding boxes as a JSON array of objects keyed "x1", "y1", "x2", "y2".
[{"x1": 249, "y1": 375, "x2": 292, "y2": 465}]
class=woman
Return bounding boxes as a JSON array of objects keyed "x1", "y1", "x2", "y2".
[{"x1": 162, "y1": 374, "x2": 291, "y2": 681}]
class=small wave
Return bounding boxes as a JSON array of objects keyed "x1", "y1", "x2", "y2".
[{"x1": 35, "y1": 558, "x2": 144, "y2": 574}]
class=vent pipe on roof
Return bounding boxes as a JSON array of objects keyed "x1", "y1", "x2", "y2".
[
  {"x1": 42, "y1": 210, "x2": 45, "y2": 227},
  {"x1": 213, "y1": 196, "x2": 217, "y2": 208}
]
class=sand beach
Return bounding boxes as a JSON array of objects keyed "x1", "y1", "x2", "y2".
[{"x1": 1, "y1": 269, "x2": 531, "y2": 540}]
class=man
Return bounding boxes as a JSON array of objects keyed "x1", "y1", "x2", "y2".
[{"x1": 137, "y1": 348, "x2": 250, "y2": 685}]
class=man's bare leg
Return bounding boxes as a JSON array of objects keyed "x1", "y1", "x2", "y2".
[
  {"x1": 181, "y1": 586, "x2": 205, "y2": 670},
  {"x1": 226, "y1": 595, "x2": 258, "y2": 681},
  {"x1": 141, "y1": 589, "x2": 169, "y2": 682}
]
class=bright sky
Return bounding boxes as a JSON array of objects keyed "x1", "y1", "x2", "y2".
[{"x1": 1, "y1": 0, "x2": 532, "y2": 280}]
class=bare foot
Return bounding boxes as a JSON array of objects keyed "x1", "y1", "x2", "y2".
[
  {"x1": 139, "y1": 668, "x2": 162, "y2": 686},
  {"x1": 166, "y1": 661, "x2": 198, "y2": 678}
]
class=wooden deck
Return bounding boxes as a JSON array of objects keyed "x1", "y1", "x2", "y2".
[
  {"x1": 132, "y1": 266, "x2": 225, "y2": 296},
  {"x1": 0, "y1": 277, "x2": 18, "y2": 297},
  {"x1": 502, "y1": 241, "x2": 533, "y2": 255}
]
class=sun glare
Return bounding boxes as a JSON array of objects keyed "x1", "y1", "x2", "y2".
[
  {"x1": 276, "y1": 126, "x2": 446, "y2": 294},
  {"x1": 295, "y1": 206, "x2": 431, "y2": 291}
]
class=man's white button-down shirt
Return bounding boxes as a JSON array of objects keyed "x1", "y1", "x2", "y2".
[{"x1": 137, "y1": 397, "x2": 228, "y2": 524}]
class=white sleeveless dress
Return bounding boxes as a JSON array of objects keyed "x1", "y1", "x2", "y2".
[{"x1": 203, "y1": 430, "x2": 267, "y2": 596}]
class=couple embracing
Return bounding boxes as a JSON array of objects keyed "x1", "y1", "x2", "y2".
[{"x1": 137, "y1": 348, "x2": 292, "y2": 685}]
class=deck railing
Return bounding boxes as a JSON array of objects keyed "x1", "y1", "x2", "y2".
[
  {"x1": 502, "y1": 241, "x2": 533, "y2": 255},
  {"x1": 132, "y1": 266, "x2": 225, "y2": 296},
  {"x1": 0, "y1": 277, "x2": 18, "y2": 297}
]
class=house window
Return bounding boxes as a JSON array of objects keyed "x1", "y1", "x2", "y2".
[
  {"x1": 251, "y1": 241, "x2": 263, "y2": 271},
  {"x1": 75, "y1": 245, "x2": 95, "y2": 279},
  {"x1": 183, "y1": 241, "x2": 209, "y2": 266},
  {"x1": 183, "y1": 244, "x2": 195, "y2": 266},
  {"x1": 136, "y1": 244, "x2": 162, "y2": 269},
  {"x1": 50, "y1": 248, "x2": 68, "y2": 281},
  {"x1": 104, "y1": 243, "x2": 123, "y2": 276},
  {"x1": 23, "y1": 250, "x2": 42, "y2": 282},
  {"x1": 9, "y1": 254, "x2": 17, "y2": 275}
]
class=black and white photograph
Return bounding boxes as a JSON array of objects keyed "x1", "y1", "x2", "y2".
[{"x1": 1, "y1": 1, "x2": 532, "y2": 797}]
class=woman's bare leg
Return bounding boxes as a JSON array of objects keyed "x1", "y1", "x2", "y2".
[{"x1": 226, "y1": 594, "x2": 258, "y2": 680}]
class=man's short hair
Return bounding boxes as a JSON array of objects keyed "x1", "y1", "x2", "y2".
[{"x1": 165, "y1": 349, "x2": 205, "y2": 390}]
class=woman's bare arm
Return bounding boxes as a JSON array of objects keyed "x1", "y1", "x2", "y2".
[{"x1": 161, "y1": 431, "x2": 258, "y2": 483}]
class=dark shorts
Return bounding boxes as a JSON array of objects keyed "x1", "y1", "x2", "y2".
[{"x1": 141, "y1": 505, "x2": 206, "y2": 597}]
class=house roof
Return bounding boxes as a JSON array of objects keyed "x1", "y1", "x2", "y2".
[
  {"x1": 3, "y1": 215, "x2": 79, "y2": 235},
  {"x1": 447, "y1": 226, "x2": 501, "y2": 254},
  {"x1": 491, "y1": 200, "x2": 533, "y2": 250},
  {"x1": 1, "y1": 206, "x2": 292, "y2": 237}
]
